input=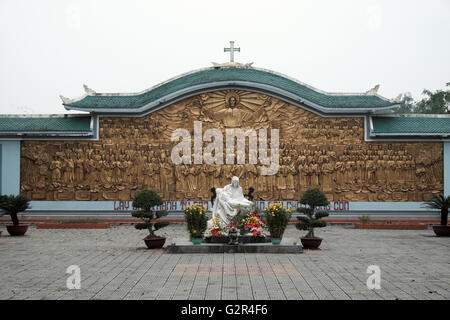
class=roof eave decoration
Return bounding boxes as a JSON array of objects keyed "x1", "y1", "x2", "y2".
[
  {"x1": 61, "y1": 66, "x2": 399, "y2": 115},
  {"x1": 60, "y1": 84, "x2": 98, "y2": 105}
]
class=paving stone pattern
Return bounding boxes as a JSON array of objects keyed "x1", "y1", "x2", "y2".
[{"x1": 0, "y1": 224, "x2": 448, "y2": 300}]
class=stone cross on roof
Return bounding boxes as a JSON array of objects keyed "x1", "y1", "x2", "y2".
[{"x1": 224, "y1": 41, "x2": 240, "y2": 63}]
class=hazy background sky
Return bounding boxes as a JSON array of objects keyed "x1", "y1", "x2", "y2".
[{"x1": 0, "y1": 0, "x2": 449, "y2": 114}]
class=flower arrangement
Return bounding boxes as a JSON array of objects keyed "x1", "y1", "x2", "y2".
[
  {"x1": 207, "y1": 215, "x2": 226, "y2": 236},
  {"x1": 184, "y1": 203, "x2": 208, "y2": 239},
  {"x1": 226, "y1": 210, "x2": 243, "y2": 232},
  {"x1": 205, "y1": 206, "x2": 267, "y2": 239},
  {"x1": 240, "y1": 210, "x2": 266, "y2": 236},
  {"x1": 263, "y1": 203, "x2": 292, "y2": 240}
]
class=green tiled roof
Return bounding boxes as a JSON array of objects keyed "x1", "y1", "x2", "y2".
[
  {"x1": 372, "y1": 116, "x2": 450, "y2": 134},
  {"x1": 0, "y1": 116, "x2": 92, "y2": 132},
  {"x1": 65, "y1": 67, "x2": 396, "y2": 110}
]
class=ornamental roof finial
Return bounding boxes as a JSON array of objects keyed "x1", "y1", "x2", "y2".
[
  {"x1": 365, "y1": 84, "x2": 380, "y2": 94},
  {"x1": 59, "y1": 95, "x2": 70, "y2": 104},
  {"x1": 83, "y1": 84, "x2": 96, "y2": 95}
]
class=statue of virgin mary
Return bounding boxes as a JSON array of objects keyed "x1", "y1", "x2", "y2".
[{"x1": 207, "y1": 176, "x2": 253, "y2": 229}]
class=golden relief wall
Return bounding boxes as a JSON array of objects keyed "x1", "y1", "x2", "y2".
[{"x1": 20, "y1": 90, "x2": 443, "y2": 201}]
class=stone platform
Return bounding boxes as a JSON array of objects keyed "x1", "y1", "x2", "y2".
[
  {"x1": 204, "y1": 235, "x2": 271, "y2": 244},
  {"x1": 165, "y1": 238, "x2": 302, "y2": 253}
]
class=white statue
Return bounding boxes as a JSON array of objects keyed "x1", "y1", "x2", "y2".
[{"x1": 207, "y1": 176, "x2": 253, "y2": 229}]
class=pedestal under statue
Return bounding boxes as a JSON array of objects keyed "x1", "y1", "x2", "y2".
[{"x1": 207, "y1": 176, "x2": 253, "y2": 229}]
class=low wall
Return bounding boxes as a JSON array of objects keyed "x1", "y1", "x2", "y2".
[{"x1": 0, "y1": 200, "x2": 440, "y2": 221}]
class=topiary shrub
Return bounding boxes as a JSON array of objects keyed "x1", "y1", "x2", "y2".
[
  {"x1": 296, "y1": 188, "x2": 329, "y2": 238},
  {"x1": 0, "y1": 194, "x2": 31, "y2": 225},
  {"x1": 131, "y1": 190, "x2": 169, "y2": 239}
]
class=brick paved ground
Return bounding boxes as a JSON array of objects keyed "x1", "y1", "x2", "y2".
[{"x1": 0, "y1": 224, "x2": 448, "y2": 300}]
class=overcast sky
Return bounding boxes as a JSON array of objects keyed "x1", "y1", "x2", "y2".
[{"x1": 0, "y1": 0, "x2": 449, "y2": 114}]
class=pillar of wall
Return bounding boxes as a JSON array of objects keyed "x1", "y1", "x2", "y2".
[
  {"x1": 444, "y1": 142, "x2": 450, "y2": 197},
  {"x1": 0, "y1": 140, "x2": 20, "y2": 196}
]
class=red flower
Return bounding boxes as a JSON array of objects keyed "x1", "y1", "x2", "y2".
[
  {"x1": 252, "y1": 229, "x2": 261, "y2": 236},
  {"x1": 211, "y1": 229, "x2": 220, "y2": 236},
  {"x1": 250, "y1": 211, "x2": 260, "y2": 218}
]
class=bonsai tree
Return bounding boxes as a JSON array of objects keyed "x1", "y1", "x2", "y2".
[
  {"x1": 296, "y1": 188, "x2": 329, "y2": 238},
  {"x1": 0, "y1": 194, "x2": 31, "y2": 225},
  {"x1": 131, "y1": 190, "x2": 169, "y2": 239},
  {"x1": 423, "y1": 194, "x2": 450, "y2": 226}
]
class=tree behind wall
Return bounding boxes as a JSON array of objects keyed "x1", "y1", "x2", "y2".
[
  {"x1": 416, "y1": 82, "x2": 450, "y2": 114},
  {"x1": 395, "y1": 82, "x2": 450, "y2": 114},
  {"x1": 395, "y1": 93, "x2": 415, "y2": 114}
]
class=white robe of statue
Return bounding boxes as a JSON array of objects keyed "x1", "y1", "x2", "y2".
[{"x1": 208, "y1": 176, "x2": 253, "y2": 229}]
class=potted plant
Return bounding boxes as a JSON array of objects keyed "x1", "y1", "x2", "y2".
[
  {"x1": 423, "y1": 194, "x2": 450, "y2": 237},
  {"x1": 263, "y1": 202, "x2": 291, "y2": 244},
  {"x1": 131, "y1": 190, "x2": 170, "y2": 249},
  {"x1": 296, "y1": 188, "x2": 329, "y2": 249},
  {"x1": 0, "y1": 194, "x2": 31, "y2": 236},
  {"x1": 184, "y1": 203, "x2": 208, "y2": 244}
]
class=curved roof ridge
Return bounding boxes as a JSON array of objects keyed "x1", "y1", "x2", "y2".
[
  {"x1": 62, "y1": 65, "x2": 399, "y2": 112},
  {"x1": 63, "y1": 65, "x2": 395, "y2": 103},
  {"x1": 243, "y1": 66, "x2": 394, "y2": 102},
  {"x1": 62, "y1": 66, "x2": 216, "y2": 104}
]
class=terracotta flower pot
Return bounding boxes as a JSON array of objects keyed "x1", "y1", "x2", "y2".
[
  {"x1": 432, "y1": 225, "x2": 450, "y2": 237},
  {"x1": 6, "y1": 224, "x2": 29, "y2": 236},
  {"x1": 300, "y1": 237, "x2": 323, "y2": 249},
  {"x1": 143, "y1": 237, "x2": 166, "y2": 249}
]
